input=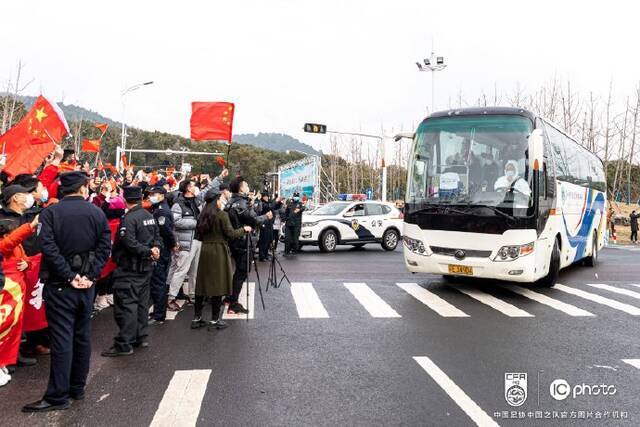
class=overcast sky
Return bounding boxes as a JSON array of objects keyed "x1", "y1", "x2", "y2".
[{"x1": 3, "y1": 0, "x2": 639, "y2": 154}]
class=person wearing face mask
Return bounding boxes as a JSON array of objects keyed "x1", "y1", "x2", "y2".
[
  {"x1": 166, "y1": 179, "x2": 202, "y2": 311},
  {"x1": 0, "y1": 184, "x2": 40, "y2": 370},
  {"x1": 10, "y1": 175, "x2": 54, "y2": 357},
  {"x1": 494, "y1": 160, "x2": 532, "y2": 197},
  {"x1": 225, "y1": 176, "x2": 272, "y2": 314},
  {"x1": 283, "y1": 192, "x2": 306, "y2": 256},
  {"x1": 148, "y1": 186, "x2": 177, "y2": 325}
]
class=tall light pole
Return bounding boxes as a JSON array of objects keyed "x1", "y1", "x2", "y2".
[
  {"x1": 416, "y1": 51, "x2": 446, "y2": 113},
  {"x1": 120, "y1": 81, "x2": 154, "y2": 152}
]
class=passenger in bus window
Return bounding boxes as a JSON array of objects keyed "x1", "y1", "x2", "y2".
[
  {"x1": 480, "y1": 152, "x2": 499, "y2": 189},
  {"x1": 494, "y1": 160, "x2": 531, "y2": 196}
]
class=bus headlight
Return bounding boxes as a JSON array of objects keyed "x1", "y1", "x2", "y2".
[
  {"x1": 403, "y1": 236, "x2": 429, "y2": 256},
  {"x1": 493, "y1": 242, "x2": 534, "y2": 262}
]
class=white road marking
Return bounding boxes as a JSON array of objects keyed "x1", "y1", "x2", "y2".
[
  {"x1": 223, "y1": 282, "x2": 255, "y2": 320},
  {"x1": 397, "y1": 283, "x2": 469, "y2": 317},
  {"x1": 165, "y1": 300, "x2": 186, "y2": 321},
  {"x1": 621, "y1": 359, "x2": 640, "y2": 370},
  {"x1": 502, "y1": 285, "x2": 595, "y2": 317},
  {"x1": 344, "y1": 283, "x2": 401, "y2": 318},
  {"x1": 413, "y1": 357, "x2": 498, "y2": 427},
  {"x1": 587, "y1": 283, "x2": 640, "y2": 300},
  {"x1": 150, "y1": 369, "x2": 211, "y2": 427},
  {"x1": 291, "y1": 282, "x2": 329, "y2": 318},
  {"x1": 554, "y1": 284, "x2": 640, "y2": 315},
  {"x1": 453, "y1": 286, "x2": 534, "y2": 317}
]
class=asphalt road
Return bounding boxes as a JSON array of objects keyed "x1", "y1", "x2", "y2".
[{"x1": 2, "y1": 244, "x2": 640, "y2": 426}]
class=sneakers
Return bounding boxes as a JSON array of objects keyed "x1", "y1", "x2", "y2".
[
  {"x1": 17, "y1": 354, "x2": 37, "y2": 367},
  {"x1": 0, "y1": 366, "x2": 11, "y2": 387},
  {"x1": 228, "y1": 302, "x2": 249, "y2": 315},
  {"x1": 167, "y1": 300, "x2": 183, "y2": 312},
  {"x1": 190, "y1": 317, "x2": 206, "y2": 329},
  {"x1": 101, "y1": 346, "x2": 134, "y2": 357},
  {"x1": 207, "y1": 320, "x2": 228, "y2": 330},
  {"x1": 148, "y1": 319, "x2": 165, "y2": 326}
]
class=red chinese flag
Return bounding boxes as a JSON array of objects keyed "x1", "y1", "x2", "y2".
[
  {"x1": 1, "y1": 95, "x2": 70, "y2": 177},
  {"x1": 95, "y1": 123, "x2": 108, "y2": 134},
  {"x1": 190, "y1": 102, "x2": 234, "y2": 142},
  {"x1": 81, "y1": 138, "x2": 101, "y2": 152}
]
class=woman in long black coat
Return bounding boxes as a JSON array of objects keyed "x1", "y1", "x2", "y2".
[{"x1": 192, "y1": 190, "x2": 251, "y2": 329}]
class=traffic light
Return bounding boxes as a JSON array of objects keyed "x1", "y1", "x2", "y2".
[{"x1": 303, "y1": 123, "x2": 327, "y2": 134}]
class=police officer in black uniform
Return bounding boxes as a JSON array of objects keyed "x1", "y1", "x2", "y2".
[
  {"x1": 257, "y1": 192, "x2": 283, "y2": 261},
  {"x1": 284, "y1": 192, "x2": 305, "y2": 256},
  {"x1": 102, "y1": 186, "x2": 162, "y2": 357},
  {"x1": 148, "y1": 185, "x2": 176, "y2": 325},
  {"x1": 23, "y1": 171, "x2": 111, "y2": 413},
  {"x1": 225, "y1": 176, "x2": 272, "y2": 314}
]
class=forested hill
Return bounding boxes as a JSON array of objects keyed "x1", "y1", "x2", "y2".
[
  {"x1": 233, "y1": 133, "x2": 319, "y2": 155},
  {"x1": 17, "y1": 95, "x2": 119, "y2": 126},
  {"x1": 14, "y1": 96, "x2": 319, "y2": 155}
]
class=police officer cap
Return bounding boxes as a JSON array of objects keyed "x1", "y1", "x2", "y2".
[
  {"x1": 59, "y1": 171, "x2": 89, "y2": 188},
  {"x1": 123, "y1": 185, "x2": 143, "y2": 201},
  {"x1": 2, "y1": 184, "x2": 31, "y2": 204},
  {"x1": 148, "y1": 185, "x2": 167, "y2": 195},
  {"x1": 156, "y1": 178, "x2": 168, "y2": 187}
]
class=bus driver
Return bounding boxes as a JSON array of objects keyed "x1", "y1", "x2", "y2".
[{"x1": 494, "y1": 160, "x2": 531, "y2": 196}]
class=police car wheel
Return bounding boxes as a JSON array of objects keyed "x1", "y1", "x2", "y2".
[
  {"x1": 319, "y1": 229, "x2": 338, "y2": 253},
  {"x1": 381, "y1": 229, "x2": 399, "y2": 251}
]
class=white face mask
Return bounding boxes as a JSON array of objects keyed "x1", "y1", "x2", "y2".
[
  {"x1": 40, "y1": 188, "x2": 49, "y2": 203},
  {"x1": 192, "y1": 187, "x2": 200, "y2": 196},
  {"x1": 505, "y1": 170, "x2": 515, "y2": 179},
  {"x1": 24, "y1": 194, "x2": 35, "y2": 209},
  {"x1": 149, "y1": 195, "x2": 160, "y2": 205}
]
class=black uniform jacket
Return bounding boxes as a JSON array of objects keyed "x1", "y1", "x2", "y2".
[{"x1": 38, "y1": 195, "x2": 112, "y2": 282}]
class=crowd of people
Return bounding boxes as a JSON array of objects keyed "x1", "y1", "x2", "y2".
[{"x1": 0, "y1": 144, "x2": 308, "y2": 413}]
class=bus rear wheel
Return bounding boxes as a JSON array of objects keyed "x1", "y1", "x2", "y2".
[
  {"x1": 583, "y1": 233, "x2": 598, "y2": 267},
  {"x1": 537, "y1": 238, "x2": 560, "y2": 288}
]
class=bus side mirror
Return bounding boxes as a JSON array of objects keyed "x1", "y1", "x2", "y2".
[{"x1": 528, "y1": 129, "x2": 544, "y2": 174}]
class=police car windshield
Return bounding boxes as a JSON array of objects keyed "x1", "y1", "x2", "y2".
[{"x1": 312, "y1": 202, "x2": 350, "y2": 215}]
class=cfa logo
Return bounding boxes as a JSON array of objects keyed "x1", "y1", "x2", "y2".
[
  {"x1": 505, "y1": 373, "x2": 527, "y2": 407},
  {"x1": 550, "y1": 379, "x2": 617, "y2": 401}
]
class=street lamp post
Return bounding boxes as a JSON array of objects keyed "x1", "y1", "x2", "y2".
[
  {"x1": 120, "y1": 80, "x2": 154, "y2": 155},
  {"x1": 416, "y1": 51, "x2": 446, "y2": 113}
]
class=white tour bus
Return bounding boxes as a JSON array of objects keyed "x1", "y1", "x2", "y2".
[{"x1": 403, "y1": 107, "x2": 607, "y2": 287}]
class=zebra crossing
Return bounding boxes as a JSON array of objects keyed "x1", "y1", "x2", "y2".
[{"x1": 164, "y1": 280, "x2": 640, "y2": 321}]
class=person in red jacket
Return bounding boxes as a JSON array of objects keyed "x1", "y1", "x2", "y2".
[{"x1": 0, "y1": 193, "x2": 38, "y2": 386}]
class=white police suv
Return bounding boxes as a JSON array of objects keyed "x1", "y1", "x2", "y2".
[{"x1": 299, "y1": 201, "x2": 403, "y2": 252}]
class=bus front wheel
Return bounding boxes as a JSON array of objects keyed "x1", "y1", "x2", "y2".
[{"x1": 538, "y1": 239, "x2": 560, "y2": 288}]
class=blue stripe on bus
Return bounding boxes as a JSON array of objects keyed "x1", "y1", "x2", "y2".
[{"x1": 561, "y1": 190, "x2": 605, "y2": 262}]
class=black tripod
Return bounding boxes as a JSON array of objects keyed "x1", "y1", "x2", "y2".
[
  {"x1": 245, "y1": 233, "x2": 265, "y2": 316},
  {"x1": 266, "y1": 236, "x2": 292, "y2": 291}
]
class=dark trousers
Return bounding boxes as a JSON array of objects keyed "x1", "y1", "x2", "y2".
[
  {"x1": 273, "y1": 229, "x2": 280, "y2": 252},
  {"x1": 258, "y1": 227, "x2": 273, "y2": 260},
  {"x1": 194, "y1": 295, "x2": 224, "y2": 320},
  {"x1": 631, "y1": 229, "x2": 638, "y2": 242},
  {"x1": 150, "y1": 252, "x2": 170, "y2": 321},
  {"x1": 43, "y1": 283, "x2": 95, "y2": 405},
  {"x1": 230, "y1": 250, "x2": 248, "y2": 304},
  {"x1": 285, "y1": 225, "x2": 301, "y2": 254},
  {"x1": 112, "y1": 269, "x2": 152, "y2": 352}
]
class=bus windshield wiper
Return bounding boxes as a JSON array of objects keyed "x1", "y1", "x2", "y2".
[{"x1": 453, "y1": 202, "x2": 517, "y2": 221}]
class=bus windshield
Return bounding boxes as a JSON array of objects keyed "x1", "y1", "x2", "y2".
[{"x1": 407, "y1": 115, "x2": 534, "y2": 215}]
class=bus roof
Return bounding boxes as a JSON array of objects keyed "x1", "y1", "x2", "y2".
[{"x1": 425, "y1": 107, "x2": 536, "y2": 122}]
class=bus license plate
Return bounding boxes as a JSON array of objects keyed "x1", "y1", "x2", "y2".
[{"x1": 448, "y1": 265, "x2": 473, "y2": 276}]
